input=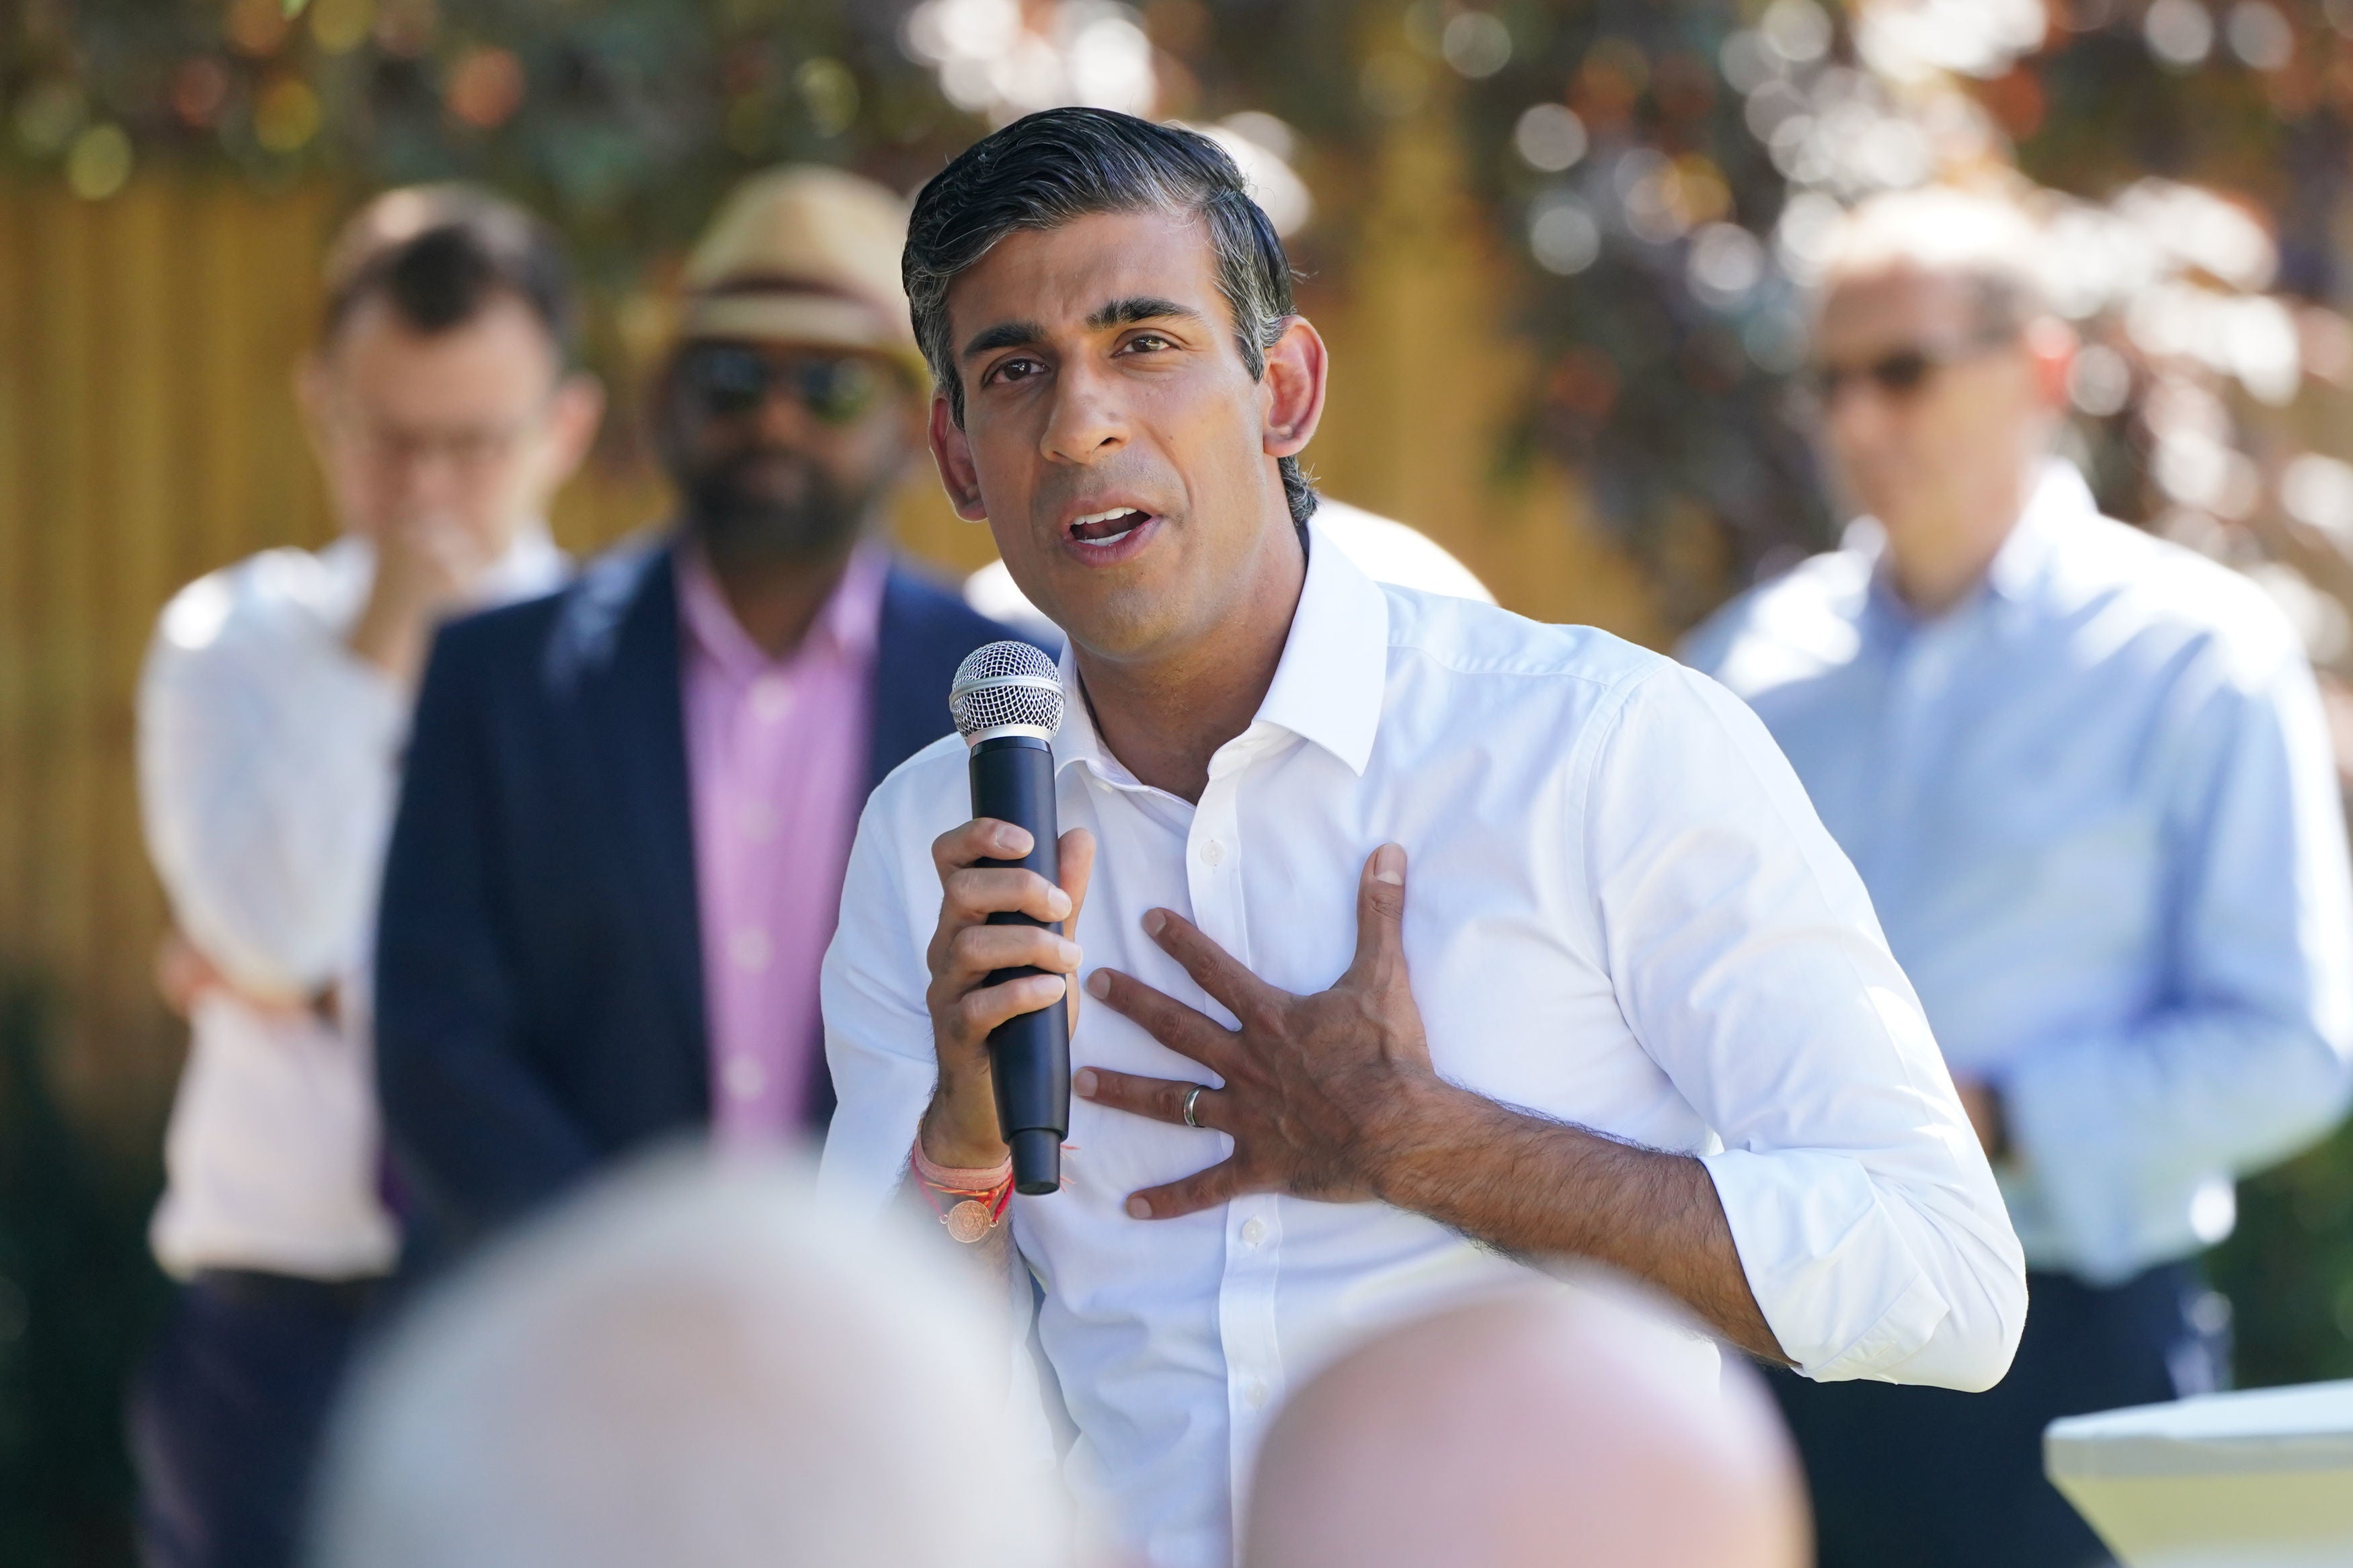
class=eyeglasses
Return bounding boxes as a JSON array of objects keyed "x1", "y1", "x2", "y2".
[
  {"x1": 333, "y1": 409, "x2": 545, "y2": 474},
  {"x1": 1807, "y1": 333, "x2": 2016, "y2": 405},
  {"x1": 680, "y1": 343, "x2": 888, "y2": 425}
]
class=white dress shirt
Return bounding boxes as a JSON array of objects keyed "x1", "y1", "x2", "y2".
[
  {"x1": 1683, "y1": 462, "x2": 2353, "y2": 1284},
  {"x1": 822, "y1": 520, "x2": 2026, "y2": 1568},
  {"x1": 138, "y1": 528, "x2": 567, "y2": 1280}
]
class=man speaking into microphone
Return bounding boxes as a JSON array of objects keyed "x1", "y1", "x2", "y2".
[{"x1": 820, "y1": 109, "x2": 2026, "y2": 1568}]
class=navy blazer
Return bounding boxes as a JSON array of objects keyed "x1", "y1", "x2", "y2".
[{"x1": 375, "y1": 536, "x2": 1033, "y2": 1256}]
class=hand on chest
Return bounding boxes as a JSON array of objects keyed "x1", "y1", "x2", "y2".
[{"x1": 1057, "y1": 784, "x2": 1652, "y2": 1178}]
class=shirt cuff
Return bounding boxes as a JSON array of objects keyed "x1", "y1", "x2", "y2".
[
  {"x1": 1702, "y1": 1147, "x2": 1948, "y2": 1381},
  {"x1": 1998, "y1": 1041, "x2": 2145, "y2": 1285}
]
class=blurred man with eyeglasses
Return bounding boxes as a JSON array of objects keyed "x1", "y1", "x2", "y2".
[
  {"x1": 131, "y1": 186, "x2": 601, "y2": 1568},
  {"x1": 1684, "y1": 187, "x2": 2353, "y2": 1567},
  {"x1": 373, "y1": 167, "x2": 1029, "y2": 1268}
]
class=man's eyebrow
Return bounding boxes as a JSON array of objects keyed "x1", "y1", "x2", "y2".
[
  {"x1": 960, "y1": 298, "x2": 1206, "y2": 363},
  {"x1": 959, "y1": 319, "x2": 1046, "y2": 362},
  {"x1": 1086, "y1": 296, "x2": 1203, "y2": 331}
]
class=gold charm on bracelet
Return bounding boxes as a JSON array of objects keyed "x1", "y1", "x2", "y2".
[{"x1": 943, "y1": 1198, "x2": 997, "y2": 1244}]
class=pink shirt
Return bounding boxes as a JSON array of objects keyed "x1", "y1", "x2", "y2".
[{"x1": 677, "y1": 542, "x2": 887, "y2": 1143}]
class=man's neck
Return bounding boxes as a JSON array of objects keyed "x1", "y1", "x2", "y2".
[
  {"x1": 1076, "y1": 526, "x2": 1307, "y2": 804},
  {"x1": 1882, "y1": 466, "x2": 2036, "y2": 620},
  {"x1": 699, "y1": 529, "x2": 861, "y2": 659}
]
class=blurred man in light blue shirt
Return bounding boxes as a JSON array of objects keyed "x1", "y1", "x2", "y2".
[{"x1": 1685, "y1": 186, "x2": 2353, "y2": 1568}]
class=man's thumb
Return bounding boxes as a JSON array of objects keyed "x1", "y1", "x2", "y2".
[{"x1": 1350, "y1": 843, "x2": 1408, "y2": 977}]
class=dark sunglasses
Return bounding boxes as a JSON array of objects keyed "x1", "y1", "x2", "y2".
[
  {"x1": 1808, "y1": 333, "x2": 2015, "y2": 404},
  {"x1": 682, "y1": 343, "x2": 887, "y2": 425}
]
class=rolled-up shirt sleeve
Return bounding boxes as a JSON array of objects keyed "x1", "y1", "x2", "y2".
[
  {"x1": 138, "y1": 578, "x2": 409, "y2": 999},
  {"x1": 1585, "y1": 664, "x2": 2028, "y2": 1389}
]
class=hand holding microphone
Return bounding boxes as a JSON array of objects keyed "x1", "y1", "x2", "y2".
[{"x1": 920, "y1": 643, "x2": 1094, "y2": 1194}]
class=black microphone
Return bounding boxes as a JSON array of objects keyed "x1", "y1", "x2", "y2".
[{"x1": 949, "y1": 641, "x2": 1070, "y2": 1196}]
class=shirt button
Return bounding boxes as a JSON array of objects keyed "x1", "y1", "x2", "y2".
[
  {"x1": 1240, "y1": 1217, "x2": 1268, "y2": 1247},
  {"x1": 721, "y1": 1055, "x2": 767, "y2": 1102},
  {"x1": 1245, "y1": 1378, "x2": 1270, "y2": 1409},
  {"x1": 1199, "y1": 837, "x2": 1226, "y2": 866},
  {"x1": 729, "y1": 927, "x2": 772, "y2": 972},
  {"x1": 750, "y1": 676, "x2": 792, "y2": 723}
]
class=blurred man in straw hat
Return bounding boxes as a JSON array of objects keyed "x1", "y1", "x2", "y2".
[{"x1": 375, "y1": 166, "x2": 1033, "y2": 1268}]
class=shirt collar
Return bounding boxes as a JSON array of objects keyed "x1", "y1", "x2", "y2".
[
  {"x1": 1051, "y1": 514, "x2": 1391, "y2": 783},
  {"x1": 1852, "y1": 458, "x2": 2094, "y2": 635},
  {"x1": 479, "y1": 518, "x2": 569, "y2": 604},
  {"x1": 1255, "y1": 515, "x2": 1390, "y2": 774},
  {"x1": 676, "y1": 536, "x2": 889, "y2": 680},
  {"x1": 1981, "y1": 459, "x2": 2095, "y2": 605}
]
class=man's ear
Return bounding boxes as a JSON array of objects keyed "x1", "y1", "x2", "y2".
[
  {"x1": 928, "y1": 393, "x2": 989, "y2": 522},
  {"x1": 2023, "y1": 316, "x2": 2076, "y2": 412},
  {"x1": 542, "y1": 371, "x2": 607, "y2": 489},
  {"x1": 1261, "y1": 316, "x2": 1328, "y2": 460}
]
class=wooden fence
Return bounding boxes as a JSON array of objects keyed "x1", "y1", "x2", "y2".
[{"x1": 0, "y1": 128, "x2": 1663, "y2": 1149}]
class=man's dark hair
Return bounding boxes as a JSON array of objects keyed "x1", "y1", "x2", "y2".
[
  {"x1": 321, "y1": 184, "x2": 578, "y2": 361},
  {"x1": 905, "y1": 108, "x2": 1318, "y2": 528}
]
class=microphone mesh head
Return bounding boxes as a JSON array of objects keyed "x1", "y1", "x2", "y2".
[{"x1": 950, "y1": 640, "x2": 1065, "y2": 740}]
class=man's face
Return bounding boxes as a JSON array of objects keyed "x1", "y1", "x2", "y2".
[
  {"x1": 1812, "y1": 265, "x2": 2050, "y2": 538},
  {"x1": 662, "y1": 338, "x2": 920, "y2": 563},
  {"x1": 305, "y1": 293, "x2": 594, "y2": 559},
  {"x1": 929, "y1": 209, "x2": 1317, "y2": 664}
]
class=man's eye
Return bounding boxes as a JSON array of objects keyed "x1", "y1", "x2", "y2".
[
  {"x1": 985, "y1": 356, "x2": 1043, "y2": 386},
  {"x1": 1121, "y1": 333, "x2": 1174, "y2": 354}
]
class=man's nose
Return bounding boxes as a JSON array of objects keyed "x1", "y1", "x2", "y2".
[
  {"x1": 393, "y1": 448, "x2": 467, "y2": 509},
  {"x1": 752, "y1": 386, "x2": 817, "y2": 448},
  {"x1": 1040, "y1": 361, "x2": 1127, "y2": 464},
  {"x1": 1823, "y1": 377, "x2": 1898, "y2": 454}
]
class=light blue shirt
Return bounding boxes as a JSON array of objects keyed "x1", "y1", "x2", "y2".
[{"x1": 1684, "y1": 462, "x2": 2353, "y2": 1284}]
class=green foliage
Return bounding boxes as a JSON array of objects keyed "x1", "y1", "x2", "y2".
[
  {"x1": 1452, "y1": 2, "x2": 1833, "y2": 612},
  {"x1": 2211, "y1": 1119, "x2": 2353, "y2": 1389},
  {"x1": 0, "y1": 980, "x2": 169, "y2": 1568}
]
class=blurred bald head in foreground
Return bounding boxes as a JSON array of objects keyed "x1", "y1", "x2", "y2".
[
  {"x1": 1242, "y1": 1282, "x2": 1808, "y2": 1568},
  {"x1": 309, "y1": 1151, "x2": 1072, "y2": 1568}
]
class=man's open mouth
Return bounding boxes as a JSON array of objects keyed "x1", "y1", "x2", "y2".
[{"x1": 1070, "y1": 507, "x2": 1153, "y2": 547}]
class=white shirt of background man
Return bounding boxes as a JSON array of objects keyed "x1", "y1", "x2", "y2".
[
  {"x1": 138, "y1": 528, "x2": 566, "y2": 1281},
  {"x1": 822, "y1": 519, "x2": 2026, "y2": 1568}
]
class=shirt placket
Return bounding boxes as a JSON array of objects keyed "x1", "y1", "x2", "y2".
[
  {"x1": 1877, "y1": 616, "x2": 1965, "y2": 893},
  {"x1": 1194, "y1": 732, "x2": 1285, "y2": 1545},
  {"x1": 715, "y1": 666, "x2": 797, "y2": 1130}
]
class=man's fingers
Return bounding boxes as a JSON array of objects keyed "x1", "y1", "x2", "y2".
[
  {"x1": 1057, "y1": 827, "x2": 1096, "y2": 927},
  {"x1": 1058, "y1": 827, "x2": 1096, "y2": 1030},
  {"x1": 941, "y1": 866, "x2": 1072, "y2": 927},
  {"x1": 1083, "y1": 968, "x2": 1236, "y2": 1070},
  {"x1": 1125, "y1": 1161, "x2": 1245, "y2": 1221},
  {"x1": 930, "y1": 817, "x2": 1035, "y2": 881},
  {"x1": 1073, "y1": 1066, "x2": 1220, "y2": 1127},
  {"x1": 1342, "y1": 842, "x2": 1410, "y2": 990},
  {"x1": 945, "y1": 924, "x2": 1081, "y2": 984},
  {"x1": 1140, "y1": 908, "x2": 1284, "y2": 1023},
  {"x1": 951, "y1": 973, "x2": 1068, "y2": 1043}
]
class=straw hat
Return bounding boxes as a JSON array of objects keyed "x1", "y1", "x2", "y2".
[{"x1": 679, "y1": 165, "x2": 922, "y2": 374}]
